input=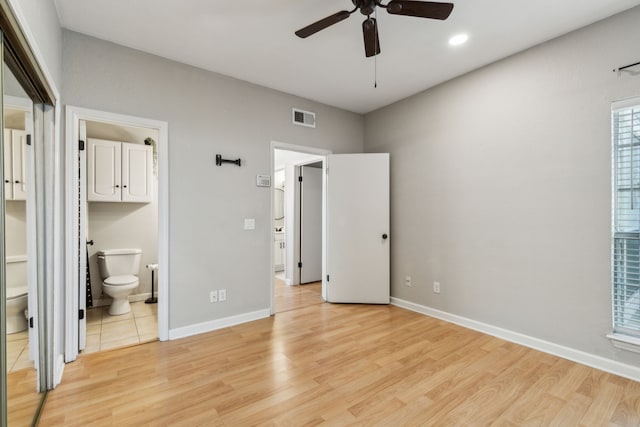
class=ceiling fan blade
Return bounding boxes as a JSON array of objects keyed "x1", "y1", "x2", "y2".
[
  {"x1": 295, "y1": 10, "x2": 352, "y2": 38},
  {"x1": 362, "y1": 18, "x2": 381, "y2": 58},
  {"x1": 386, "y1": 1, "x2": 454, "y2": 20}
]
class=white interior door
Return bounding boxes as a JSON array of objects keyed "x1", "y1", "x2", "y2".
[
  {"x1": 301, "y1": 165, "x2": 322, "y2": 283},
  {"x1": 78, "y1": 120, "x2": 87, "y2": 350},
  {"x1": 326, "y1": 153, "x2": 390, "y2": 303}
]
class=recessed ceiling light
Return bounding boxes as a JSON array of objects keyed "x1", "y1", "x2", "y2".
[{"x1": 449, "y1": 33, "x2": 469, "y2": 46}]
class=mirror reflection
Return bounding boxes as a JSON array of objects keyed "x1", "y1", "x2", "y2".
[{"x1": 3, "y1": 61, "x2": 43, "y2": 426}]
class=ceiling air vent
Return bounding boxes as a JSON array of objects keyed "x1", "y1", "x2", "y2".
[{"x1": 292, "y1": 108, "x2": 316, "y2": 128}]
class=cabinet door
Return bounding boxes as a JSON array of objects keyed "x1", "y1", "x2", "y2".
[
  {"x1": 122, "y1": 142, "x2": 152, "y2": 202},
  {"x1": 3, "y1": 129, "x2": 12, "y2": 199},
  {"x1": 11, "y1": 130, "x2": 27, "y2": 200},
  {"x1": 87, "y1": 138, "x2": 121, "y2": 202}
]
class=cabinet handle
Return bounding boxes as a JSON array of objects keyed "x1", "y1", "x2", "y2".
[
  {"x1": 14, "y1": 180, "x2": 20, "y2": 184},
  {"x1": 4, "y1": 179, "x2": 8, "y2": 183},
  {"x1": 123, "y1": 185, "x2": 127, "y2": 188},
  {"x1": 115, "y1": 184, "x2": 120, "y2": 188}
]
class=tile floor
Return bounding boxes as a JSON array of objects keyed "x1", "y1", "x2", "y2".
[
  {"x1": 6, "y1": 330, "x2": 33, "y2": 373},
  {"x1": 83, "y1": 301, "x2": 158, "y2": 355}
]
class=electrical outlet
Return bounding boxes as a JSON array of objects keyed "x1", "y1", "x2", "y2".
[
  {"x1": 219, "y1": 289, "x2": 227, "y2": 302},
  {"x1": 405, "y1": 276, "x2": 412, "y2": 287},
  {"x1": 433, "y1": 282, "x2": 441, "y2": 294},
  {"x1": 210, "y1": 290, "x2": 218, "y2": 303}
]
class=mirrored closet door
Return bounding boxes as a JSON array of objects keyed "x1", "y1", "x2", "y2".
[
  {"x1": 3, "y1": 44, "x2": 46, "y2": 427},
  {"x1": 1, "y1": 1, "x2": 58, "y2": 422}
]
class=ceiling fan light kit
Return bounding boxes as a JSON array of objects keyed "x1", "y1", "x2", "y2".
[{"x1": 295, "y1": 0, "x2": 454, "y2": 58}]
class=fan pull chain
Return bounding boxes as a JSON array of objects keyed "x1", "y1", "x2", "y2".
[
  {"x1": 374, "y1": 7, "x2": 378, "y2": 88},
  {"x1": 374, "y1": 56, "x2": 377, "y2": 88}
]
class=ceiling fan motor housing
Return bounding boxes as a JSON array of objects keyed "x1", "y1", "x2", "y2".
[{"x1": 353, "y1": 0, "x2": 377, "y2": 16}]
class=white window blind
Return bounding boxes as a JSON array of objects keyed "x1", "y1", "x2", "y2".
[{"x1": 613, "y1": 99, "x2": 640, "y2": 337}]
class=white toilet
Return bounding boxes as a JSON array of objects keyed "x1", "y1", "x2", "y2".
[
  {"x1": 97, "y1": 248, "x2": 142, "y2": 315},
  {"x1": 6, "y1": 286, "x2": 28, "y2": 334}
]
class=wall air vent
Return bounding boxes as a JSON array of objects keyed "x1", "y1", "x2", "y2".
[{"x1": 292, "y1": 108, "x2": 316, "y2": 128}]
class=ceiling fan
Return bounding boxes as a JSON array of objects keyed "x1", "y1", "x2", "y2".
[{"x1": 295, "y1": 0, "x2": 454, "y2": 57}]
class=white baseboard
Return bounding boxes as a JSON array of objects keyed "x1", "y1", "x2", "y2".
[
  {"x1": 91, "y1": 293, "x2": 153, "y2": 308},
  {"x1": 168, "y1": 309, "x2": 271, "y2": 340},
  {"x1": 391, "y1": 297, "x2": 640, "y2": 383},
  {"x1": 54, "y1": 354, "x2": 65, "y2": 388}
]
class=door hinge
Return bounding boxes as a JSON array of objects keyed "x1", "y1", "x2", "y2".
[
  {"x1": 29, "y1": 317, "x2": 34, "y2": 328},
  {"x1": 79, "y1": 140, "x2": 85, "y2": 151},
  {"x1": 298, "y1": 176, "x2": 303, "y2": 182},
  {"x1": 298, "y1": 262, "x2": 302, "y2": 268},
  {"x1": 26, "y1": 134, "x2": 32, "y2": 146},
  {"x1": 79, "y1": 309, "x2": 85, "y2": 320}
]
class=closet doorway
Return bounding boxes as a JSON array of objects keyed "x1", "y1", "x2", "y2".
[{"x1": 64, "y1": 107, "x2": 169, "y2": 362}]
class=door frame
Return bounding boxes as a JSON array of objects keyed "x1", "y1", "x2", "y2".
[
  {"x1": 64, "y1": 106, "x2": 169, "y2": 362},
  {"x1": 270, "y1": 141, "x2": 330, "y2": 314}
]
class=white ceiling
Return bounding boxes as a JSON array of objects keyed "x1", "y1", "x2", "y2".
[{"x1": 54, "y1": 0, "x2": 640, "y2": 114}]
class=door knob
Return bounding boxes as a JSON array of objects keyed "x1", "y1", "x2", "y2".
[{"x1": 382, "y1": 234, "x2": 388, "y2": 240}]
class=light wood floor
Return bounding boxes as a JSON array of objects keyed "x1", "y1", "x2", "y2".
[
  {"x1": 39, "y1": 303, "x2": 640, "y2": 426},
  {"x1": 274, "y1": 277, "x2": 323, "y2": 313},
  {"x1": 7, "y1": 367, "x2": 44, "y2": 426}
]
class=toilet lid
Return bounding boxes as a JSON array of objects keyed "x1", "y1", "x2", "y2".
[
  {"x1": 104, "y1": 275, "x2": 138, "y2": 286},
  {"x1": 7, "y1": 286, "x2": 28, "y2": 300}
]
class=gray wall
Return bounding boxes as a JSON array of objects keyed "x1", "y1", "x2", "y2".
[
  {"x1": 85, "y1": 122, "x2": 159, "y2": 304},
  {"x1": 364, "y1": 6, "x2": 640, "y2": 366},
  {"x1": 61, "y1": 30, "x2": 364, "y2": 329}
]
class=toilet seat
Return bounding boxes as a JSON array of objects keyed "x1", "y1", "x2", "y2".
[
  {"x1": 6, "y1": 286, "x2": 28, "y2": 300},
  {"x1": 104, "y1": 275, "x2": 138, "y2": 286}
]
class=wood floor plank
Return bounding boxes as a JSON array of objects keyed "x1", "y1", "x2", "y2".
[{"x1": 38, "y1": 300, "x2": 640, "y2": 426}]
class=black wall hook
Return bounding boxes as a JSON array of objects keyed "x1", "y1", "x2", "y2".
[{"x1": 216, "y1": 154, "x2": 241, "y2": 167}]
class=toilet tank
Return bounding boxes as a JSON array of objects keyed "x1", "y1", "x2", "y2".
[{"x1": 97, "y1": 249, "x2": 142, "y2": 278}]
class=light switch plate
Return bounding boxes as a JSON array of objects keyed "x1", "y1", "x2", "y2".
[{"x1": 244, "y1": 218, "x2": 256, "y2": 230}]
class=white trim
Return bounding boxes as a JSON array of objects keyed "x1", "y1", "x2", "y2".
[
  {"x1": 90, "y1": 293, "x2": 156, "y2": 308},
  {"x1": 64, "y1": 106, "x2": 169, "y2": 364},
  {"x1": 612, "y1": 96, "x2": 640, "y2": 111},
  {"x1": 168, "y1": 309, "x2": 271, "y2": 340},
  {"x1": 53, "y1": 355, "x2": 65, "y2": 388},
  {"x1": 391, "y1": 297, "x2": 640, "y2": 383},
  {"x1": 607, "y1": 333, "x2": 640, "y2": 354}
]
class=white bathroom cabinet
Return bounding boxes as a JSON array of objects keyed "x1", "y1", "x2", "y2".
[
  {"x1": 274, "y1": 232, "x2": 285, "y2": 272},
  {"x1": 3, "y1": 128, "x2": 27, "y2": 201},
  {"x1": 87, "y1": 138, "x2": 153, "y2": 203}
]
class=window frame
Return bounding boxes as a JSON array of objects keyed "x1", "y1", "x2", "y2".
[{"x1": 610, "y1": 96, "x2": 640, "y2": 349}]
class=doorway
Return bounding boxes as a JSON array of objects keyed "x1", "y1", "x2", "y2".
[
  {"x1": 64, "y1": 106, "x2": 169, "y2": 362},
  {"x1": 271, "y1": 144, "x2": 328, "y2": 313},
  {"x1": 82, "y1": 120, "x2": 159, "y2": 354},
  {"x1": 270, "y1": 146, "x2": 391, "y2": 314}
]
